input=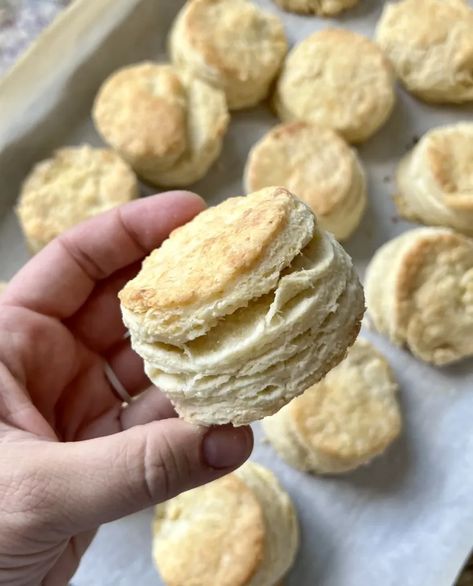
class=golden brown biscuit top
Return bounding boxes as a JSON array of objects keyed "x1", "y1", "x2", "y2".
[
  {"x1": 153, "y1": 474, "x2": 264, "y2": 586},
  {"x1": 182, "y1": 0, "x2": 287, "y2": 80},
  {"x1": 246, "y1": 123, "x2": 356, "y2": 216},
  {"x1": 396, "y1": 229, "x2": 473, "y2": 363},
  {"x1": 290, "y1": 339, "x2": 401, "y2": 460},
  {"x1": 17, "y1": 146, "x2": 138, "y2": 249},
  {"x1": 424, "y1": 126, "x2": 473, "y2": 210},
  {"x1": 377, "y1": 0, "x2": 473, "y2": 51},
  {"x1": 93, "y1": 62, "x2": 187, "y2": 161},
  {"x1": 277, "y1": 29, "x2": 394, "y2": 130},
  {"x1": 119, "y1": 187, "x2": 294, "y2": 313}
]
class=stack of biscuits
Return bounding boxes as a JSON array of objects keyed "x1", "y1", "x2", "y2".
[{"x1": 11, "y1": 0, "x2": 473, "y2": 583}]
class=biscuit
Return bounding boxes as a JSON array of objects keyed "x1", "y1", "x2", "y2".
[
  {"x1": 16, "y1": 146, "x2": 139, "y2": 253},
  {"x1": 376, "y1": 0, "x2": 473, "y2": 104},
  {"x1": 273, "y1": 29, "x2": 396, "y2": 143},
  {"x1": 365, "y1": 227, "x2": 473, "y2": 365},
  {"x1": 93, "y1": 62, "x2": 229, "y2": 187},
  {"x1": 395, "y1": 123, "x2": 473, "y2": 236},
  {"x1": 262, "y1": 338, "x2": 402, "y2": 474},
  {"x1": 119, "y1": 187, "x2": 365, "y2": 426},
  {"x1": 152, "y1": 462, "x2": 299, "y2": 586},
  {"x1": 274, "y1": 0, "x2": 359, "y2": 16},
  {"x1": 0, "y1": 282, "x2": 7, "y2": 294},
  {"x1": 244, "y1": 122, "x2": 367, "y2": 241},
  {"x1": 169, "y1": 0, "x2": 288, "y2": 110}
]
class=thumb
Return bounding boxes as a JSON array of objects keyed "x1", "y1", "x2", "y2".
[{"x1": 40, "y1": 420, "x2": 253, "y2": 534}]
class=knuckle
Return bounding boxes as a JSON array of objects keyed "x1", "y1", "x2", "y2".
[{"x1": 139, "y1": 426, "x2": 192, "y2": 504}]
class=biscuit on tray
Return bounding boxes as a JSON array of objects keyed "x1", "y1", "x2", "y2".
[
  {"x1": 273, "y1": 29, "x2": 396, "y2": 143},
  {"x1": 262, "y1": 338, "x2": 402, "y2": 474},
  {"x1": 245, "y1": 122, "x2": 367, "y2": 241},
  {"x1": 93, "y1": 62, "x2": 229, "y2": 187},
  {"x1": 152, "y1": 461, "x2": 299, "y2": 586},
  {"x1": 395, "y1": 123, "x2": 473, "y2": 236},
  {"x1": 365, "y1": 227, "x2": 473, "y2": 366},
  {"x1": 376, "y1": 0, "x2": 473, "y2": 104},
  {"x1": 274, "y1": 0, "x2": 359, "y2": 16},
  {"x1": 16, "y1": 145, "x2": 138, "y2": 253},
  {"x1": 119, "y1": 187, "x2": 365, "y2": 426},
  {"x1": 169, "y1": 0, "x2": 288, "y2": 110}
]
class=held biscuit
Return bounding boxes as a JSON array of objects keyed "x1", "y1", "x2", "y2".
[
  {"x1": 169, "y1": 0, "x2": 288, "y2": 110},
  {"x1": 395, "y1": 123, "x2": 473, "y2": 236},
  {"x1": 244, "y1": 122, "x2": 367, "y2": 241},
  {"x1": 0, "y1": 282, "x2": 7, "y2": 294},
  {"x1": 273, "y1": 29, "x2": 396, "y2": 143},
  {"x1": 119, "y1": 187, "x2": 365, "y2": 426},
  {"x1": 376, "y1": 0, "x2": 473, "y2": 104},
  {"x1": 152, "y1": 462, "x2": 299, "y2": 586},
  {"x1": 262, "y1": 339, "x2": 402, "y2": 474},
  {"x1": 274, "y1": 0, "x2": 359, "y2": 16},
  {"x1": 365, "y1": 228, "x2": 473, "y2": 366},
  {"x1": 16, "y1": 146, "x2": 138, "y2": 253},
  {"x1": 93, "y1": 62, "x2": 229, "y2": 187}
]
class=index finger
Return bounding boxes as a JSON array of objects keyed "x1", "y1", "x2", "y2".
[{"x1": 2, "y1": 191, "x2": 205, "y2": 319}]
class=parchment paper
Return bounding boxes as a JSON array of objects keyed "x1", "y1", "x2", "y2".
[{"x1": 1, "y1": 1, "x2": 473, "y2": 584}]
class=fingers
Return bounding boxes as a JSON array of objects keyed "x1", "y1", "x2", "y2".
[
  {"x1": 104, "y1": 339, "x2": 149, "y2": 398},
  {"x1": 3, "y1": 191, "x2": 205, "y2": 319},
  {"x1": 64, "y1": 263, "x2": 139, "y2": 352},
  {"x1": 78, "y1": 386, "x2": 176, "y2": 440},
  {"x1": 38, "y1": 421, "x2": 253, "y2": 534}
]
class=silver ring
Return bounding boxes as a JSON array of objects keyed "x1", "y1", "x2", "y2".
[{"x1": 104, "y1": 362, "x2": 133, "y2": 404}]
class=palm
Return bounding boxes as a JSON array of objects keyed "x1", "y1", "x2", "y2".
[{"x1": 0, "y1": 192, "x2": 207, "y2": 585}]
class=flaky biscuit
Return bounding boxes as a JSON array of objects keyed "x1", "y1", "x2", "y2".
[
  {"x1": 244, "y1": 122, "x2": 367, "y2": 240},
  {"x1": 376, "y1": 0, "x2": 473, "y2": 104},
  {"x1": 16, "y1": 146, "x2": 138, "y2": 253},
  {"x1": 274, "y1": 0, "x2": 359, "y2": 16},
  {"x1": 262, "y1": 339, "x2": 401, "y2": 474},
  {"x1": 365, "y1": 228, "x2": 473, "y2": 365},
  {"x1": 273, "y1": 29, "x2": 395, "y2": 143},
  {"x1": 169, "y1": 0, "x2": 288, "y2": 110},
  {"x1": 119, "y1": 187, "x2": 364, "y2": 426},
  {"x1": 93, "y1": 62, "x2": 229, "y2": 187},
  {"x1": 152, "y1": 462, "x2": 299, "y2": 586},
  {"x1": 395, "y1": 123, "x2": 473, "y2": 236}
]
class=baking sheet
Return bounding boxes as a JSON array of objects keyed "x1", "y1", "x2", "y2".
[{"x1": 1, "y1": 0, "x2": 473, "y2": 584}]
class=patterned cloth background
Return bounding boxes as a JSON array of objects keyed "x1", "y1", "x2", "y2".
[
  {"x1": 0, "y1": 0, "x2": 472, "y2": 583},
  {"x1": 0, "y1": 0, "x2": 71, "y2": 75}
]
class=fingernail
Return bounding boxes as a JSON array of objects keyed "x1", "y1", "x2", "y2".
[{"x1": 203, "y1": 425, "x2": 253, "y2": 469}]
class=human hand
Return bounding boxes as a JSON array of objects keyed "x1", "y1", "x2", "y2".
[{"x1": 0, "y1": 191, "x2": 253, "y2": 586}]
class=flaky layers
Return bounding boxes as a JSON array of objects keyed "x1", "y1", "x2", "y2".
[
  {"x1": 93, "y1": 62, "x2": 229, "y2": 187},
  {"x1": 120, "y1": 187, "x2": 365, "y2": 425},
  {"x1": 395, "y1": 123, "x2": 473, "y2": 236},
  {"x1": 169, "y1": 0, "x2": 288, "y2": 110},
  {"x1": 262, "y1": 339, "x2": 402, "y2": 474},
  {"x1": 376, "y1": 0, "x2": 473, "y2": 103},
  {"x1": 273, "y1": 29, "x2": 396, "y2": 143},
  {"x1": 152, "y1": 462, "x2": 299, "y2": 586},
  {"x1": 16, "y1": 145, "x2": 138, "y2": 253},
  {"x1": 365, "y1": 228, "x2": 473, "y2": 365},
  {"x1": 274, "y1": 0, "x2": 359, "y2": 16},
  {"x1": 244, "y1": 122, "x2": 367, "y2": 240}
]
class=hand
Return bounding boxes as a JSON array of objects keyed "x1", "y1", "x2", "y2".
[{"x1": 0, "y1": 191, "x2": 253, "y2": 586}]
